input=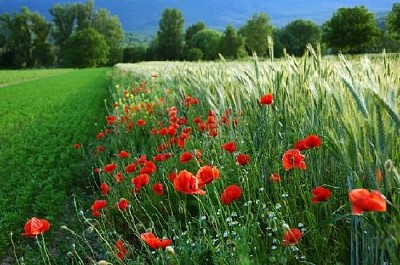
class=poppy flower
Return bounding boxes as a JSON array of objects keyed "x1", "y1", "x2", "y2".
[
  {"x1": 140, "y1": 161, "x2": 157, "y2": 174},
  {"x1": 91, "y1": 200, "x2": 107, "y2": 217},
  {"x1": 168, "y1": 172, "x2": 177, "y2": 182},
  {"x1": 269, "y1": 173, "x2": 281, "y2": 182},
  {"x1": 137, "y1": 119, "x2": 146, "y2": 126},
  {"x1": 259, "y1": 93, "x2": 274, "y2": 105},
  {"x1": 180, "y1": 152, "x2": 194, "y2": 163},
  {"x1": 97, "y1": 132, "x2": 105, "y2": 140},
  {"x1": 173, "y1": 170, "x2": 205, "y2": 195},
  {"x1": 152, "y1": 182, "x2": 164, "y2": 196},
  {"x1": 22, "y1": 217, "x2": 50, "y2": 237},
  {"x1": 283, "y1": 228, "x2": 302, "y2": 246},
  {"x1": 282, "y1": 149, "x2": 306, "y2": 171},
  {"x1": 73, "y1": 143, "x2": 80, "y2": 149},
  {"x1": 100, "y1": 183, "x2": 110, "y2": 196},
  {"x1": 113, "y1": 172, "x2": 124, "y2": 183},
  {"x1": 196, "y1": 165, "x2": 220, "y2": 187},
  {"x1": 193, "y1": 117, "x2": 202, "y2": 124},
  {"x1": 311, "y1": 186, "x2": 332, "y2": 203},
  {"x1": 125, "y1": 163, "x2": 137, "y2": 173},
  {"x1": 96, "y1": 145, "x2": 104, "y2": 153},
  {"x1": 140, "y1": 232, "x2": 172, "y2": 249},
  {"x1": 222, "y1": 141, "x2": 236, "y2": 153},
  {"x1": 348, "y1": 188, "x2": 386, "y2": 215},
  {"x1": 104, "y1": 163, "x2": 117, "y2": 173},
  {"x1": 220, "y1": 185, "x2": 241, "y2": 205},
  {"x1": 153, "y1": 153, "x2": 172, "y2": 162},
  {"x1": 131, "y1": 174, "x2": 150, "y2": 192},
  {"x1": 117, "y1": 198, "x2": 129, "y2": 211},
  {"x1": 294, "y1": 134, "x2": 321, "y2": 151},
  {"x1": 106, "y1": 115, "x2": 117, "y2": 126},
  {"x1": 118, "y1": 150, "x2": 130, "y2": 158},
  {"x1": 115, "y1": 239, "x2": 128, "y2": 260},
  {"x1": 236, "y1": 153, "x2": 250, "y2": 166}
]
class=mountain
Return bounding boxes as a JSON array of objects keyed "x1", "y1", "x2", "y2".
[{"x1": 0, "y1": 0, "x2": 397, "y2": 34}]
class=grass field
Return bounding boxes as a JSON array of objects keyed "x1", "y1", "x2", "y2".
[
  {"x1": 4, "y1": 51, "x2": 400, "y2": 264},
  {"x1": 0, "y1": 69, "x2": 73, "y2": 87},
  {"x1": 0, "y1": 68, "x2": 110, "y2": 263}
]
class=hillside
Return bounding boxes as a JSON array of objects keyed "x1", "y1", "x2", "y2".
[{"x1": 0, "y1": 0, "x2": 397, "y2": 34}]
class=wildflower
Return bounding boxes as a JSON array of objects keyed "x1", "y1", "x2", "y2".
[
  {"x1": 141, "y1": 232, "x2": 172, "y2": 249},
  {"x1": 283, "y1": 228, "x2": 302, "y2": 246},
  {"x1": 137, "y1": 119, "x2": 146, "y2": 126},
  {"x1": 73, "y1": 143, "x2": 80, "y2": 149},
  {"x1": 311, "y1": 186, "x2": 331, "y2": 203},
  {"x1": 173, "y1": 170, "x2": 205, "y2": 195},
  {"x1": 282, "y1": 149, "x2": 306, "y2": 171},
  {"x1": 140, "y1": 161, "x2": 157, "y2": 174},
  {"x1": 125, "y1": 163, "x2": 137, "y2": 173},
  {"x1": 152, "y1": 182, "x2": 164, "y2": 196},
  {"x1": 220, "y1": 185, "x2": 241, "y2": 205},
  {"x1": 270, "y1": 173, "x2": 281, "y2": 182},
  {"x1": 96, "y1": 145, "x2": 104, "y2": 153},
  {"x1": 153, "y1": 153, "x2": 172, "y2": 162},
  {"x1": 115, "y1": 239, "x2": 128, "y2": 260},
  {"x1": 236, "y1": 153, "x2": 250, "y2": 166},
  {"x1": 113, "y1": 172, "x2": 124, "y2": 183},
  {"x1": 91, "y1": 200, "x2": 107, "y2": 217},
  {"x1": 376, "y1": 169, "x2": 382, "y2": 183},
  {"x1": 118, "y1": 150, "x2": 130, "y2": 158},
  {"x1": 103, "y1": 163, "x2": 117, "y2": 173},
  {"x1": 348, "y1": 188, "x2": 386, "y2": 215},
  {"x1": 294, "y1": 134, "x2": 321, "y2": 151},
  {"x1": 259, "y1": 93, "x2": 274, "y2": 105},
  {"x1": 117, "y1": 198, "x2": 129, "y2": 211},
  {"x1": 180, "y1": 152, "x2": 194, "y2": 163},
  {"x1": 222, "y1": 141, "x2": 236, "y2": 153},
  {"x1": 22, "y1": 217, "x2": 50, "y2": 237},
  {"x1": 100, "y1": 183, "x2": 110, "y2": 196},
  {"x1": 106, "y1": 115, "x2": 117, "y2": 126},
  {"x1": 131, "y1": 174, "x2": 150, "y2": 192},
  {"x1": 97, "y1": 132, "x2": 105, "y2": 140},
  {"x1": 196, "y1": 165, "x2": 220, "y2": 187}
]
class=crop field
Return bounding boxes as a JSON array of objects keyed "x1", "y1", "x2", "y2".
[
  {"x1": 0, "y1": 68, "x2": 110, "y2": 263},
  {"x1": 4, "y1": 51, "x2": 400, "y2": 264}
]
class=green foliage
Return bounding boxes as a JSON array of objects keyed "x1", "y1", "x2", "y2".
[
  {"x1": 190, "y1": 29, "x2": 222, "y2": 60},
  {"x1": 123, "y1": 45, "x2": 147, "y2": 63},
  {"x1": 278, "y1": 19, "x2": 322, "y2": 57},
  {"x1": 157, "y1": 8, "x2": 185, "y2": 60},
  {"x1": 219, "y1": 25, "x2": 246, "y2": 59},
  {"x1": 186, "y1": 47, "x2": 203, "y2": 61},
  {"x1": 239, "y1": 13, "x2": 273, "y2": 57},
  {"x1": 64, "y1": 28, "x2": 109, "y2": 68},
  {"x1": 324, "y1": 6, "x2": 380, "y2": 54},
  {"x1": 387, "y1": 3, "x2": 400, "y2": 39}
]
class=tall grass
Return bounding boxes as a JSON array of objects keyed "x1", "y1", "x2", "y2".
[{"x1": 14, "y1": 51, "x2": 400, "y2": 264}]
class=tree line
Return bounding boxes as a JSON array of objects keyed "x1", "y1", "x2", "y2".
[{"x1": 1, "y1": 2, "x2": 400, "y2": 68}]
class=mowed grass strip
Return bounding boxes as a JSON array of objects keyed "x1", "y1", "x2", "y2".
[
  {"x1": 0, "y1": 68, "x2": 73, "y2": 87},
  {"x1": 0, "y1": 68, "x2": 109, "y2": 259}
]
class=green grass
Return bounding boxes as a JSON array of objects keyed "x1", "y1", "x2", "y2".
[
  {"x1": 0, "y1": 68, "x2": 110, "y2": 262},
  {"x1": 0, "y1": 69, "x2": 73, "y2": 87}
]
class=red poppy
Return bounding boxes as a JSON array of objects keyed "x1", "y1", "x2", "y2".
[
  {"x1": 220, "y1": 185, "x2": 241, "y2": 205},
  {"x1": 125, "y1": 163, "x2": 137, "y2": 173},
  {"x1": 311, "y1": 186, "x2": 331, "y2": 203},
  {"x1": 115, "y1": 239, "x2": 128, "y2": 260},
  {"x1": 118, "y1": 150, "x2": 130, "y2": 158},
  {"x1": 282, "y1": 149, "x2": 306, "y2": 171},
  {"x1": 91, "y1": 200, "x2": 107, "y2": 217},
  {"x1": 283, "y1": 228, "x2": 302, "y2": 246},
  {"x1": 348, "y1": 188, "x2": 386, "y2": 215},
  {"x1": 193, "y1": 117, "x2": 202, "y2": 124},
  {"x1": 152, "y1": 182, "x2": 164, "y2": 196},
  {"x1": 269, "y1": 173, "x2": 281, "y2": 182},
  {"x1": 196, "y1": 165, "x2": 220, "y2": 187},
  {"x1": 104, "y1": 163, "x2": 117, "y2": 173},
  {"x1": 113, "y1": 172, "x2": 124, "y2": 183},
  {"x1": 137, "y1": 119, "x2": 146, "y2": 126},
  {"x1": 140, "y1": 232, "x2": 172, "y2": 249},
  {"x1": 140, "y1": 161, "x2": 157, "y2": 174},
  {"x1": 106, "y1": 115, "x2": 117, "y2": 126},
  {"x1": 22, "y1": 217, "x2": 50, "y2": 237},
  {"x1": 173, "y1": 170, "x2": 205, "y2": 195},
  {"x1": 153, "y1": 153, "x2": 172, "y2": 162},
  {"x1": 131, "y1": 174, "x2": 150, "y2": 192},
  {"x1": 73, "y1": 143, "x2": 80, "y2": 149},
  {"x1": 180, "y1": 152, "x2": 194, "y2": 163},
  {"x1": 96, "y1": 145, "x2": 104, "y2": 153},
  {"x1": 222, "y1": 141, "x2": 236, "y2": 153},
  {"x1": 117, "y1": 198, "x2": 129, "y2": 211},
  {"x1": 294, "y1": 134, "x2": 321, "y2": 151},
  {"x1": 97, "y1": 132, "x2": 105, "y2": 140},
  {"x1": 259, "y1": 93, "x2": 274, "y2": 105},
  {"x1": 236, "y1": 153, "x2": 250, "y2": 166},
  {"x1": 100, "y1": 183, "x2": 110, "y2": 196}
]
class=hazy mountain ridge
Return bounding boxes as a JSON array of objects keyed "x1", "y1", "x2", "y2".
[{"x1": 0, "y1": 0, "x2": 397, "y2": 34}]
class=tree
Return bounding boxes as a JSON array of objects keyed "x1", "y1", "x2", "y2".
[
  {"x1": 387, "y1": 3, "x2": 400, "y2": 39},
  {"x1": 184, "y1": 21, "x2": 206, "y2": 59},
  {"x1": 239, "y1": 13, "x2": 273, "y2": 57},
  {"x1": 92, "y1": 8, "x2": 124, "y2": 65},
  {"x1": 64, "y1": 28, "x2": 109, "y2": 67},
  {"x1": 123, "y1": 45, "x2": 147, "y2": 63},
  {"x1": 157, "y1": 8, "x2": 184, "y2": 60},
  {"x1": 190, "y1": 29, "x2": 222, "y2": 60},
  {"x1": 219, "y1": 25, "x2": 245, "y2": 59},
  {"x1": 278, "y1": 20, "x2": 321, "y2": 56},
  {"x1": 324, "y1": 6, "x2": 380, "y2": 53}
]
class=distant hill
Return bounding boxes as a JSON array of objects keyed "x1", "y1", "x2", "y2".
[{"x1": 0, "y1": 0, "x2": 396, "y2": 35}]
